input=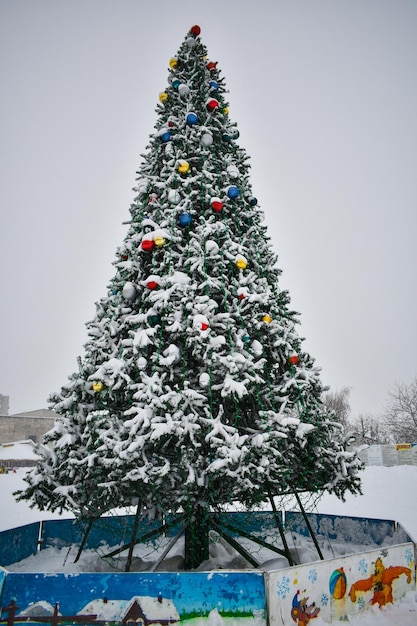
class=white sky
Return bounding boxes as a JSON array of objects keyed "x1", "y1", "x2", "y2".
[{"x1": 1, "y1": 0, "x2": 416, "y2": 417}]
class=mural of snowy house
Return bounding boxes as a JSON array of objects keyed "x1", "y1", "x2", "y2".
[{"x1": 80, "y1": 594, "x2": 180, "y2": 626}]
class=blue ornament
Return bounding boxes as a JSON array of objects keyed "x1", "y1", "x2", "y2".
[
  {"x1": 249, "y1": 197, "x2": 258, "y2": 206},
  {"x1": 179, "y1": 212, "x2": 192, "y2": 227},
  {"x1": 161, "y1": 131, "x2": 171, "y2": 142},
  {"x1": 148, "y1": 314, "x2": 161, "y2": 327},
  {"x1": 233, "y1": 130, "x2": 240, "y2": 139},
  {"x1": 209, "y1": 80, "x2": 219, "y2": 90},
  {"x1": 172, "y1": 79, "x2": 181, "y2": 90},
  {"x1": 222, "y1": 133, "x2": 231, "y2": 142},
  {"x1": 242, "y1": 335, "x2": 251, "y2": 343},
  {"x1": 227, "y1": 185, "x2": 240, "y2": 199},
  {"x1": 186, "y1": 112, "x2": 198, "y2": 125}
]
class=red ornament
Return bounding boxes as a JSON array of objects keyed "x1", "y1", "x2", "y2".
[
  {"x1": 147, "y1": 281, "x2": 159, "y2": 290},
  {"x1": 289, "y1": 354, "x2": 299, "y2": 365},
  {"x1": 206, "y1": 98, "x2": 220, "y2": 112},
  {"x1": 120, "y1": 254, "x2": 128, "y2": 261},
  {"x1": 211, "y1": 198, "x2": 223, "y2": 212},
  {"x1": 238, "y1": 293, "x2": 245, "y2": 300},
  {"x1": 190, "y1": 25, "x2": 201, "y2": 36},
  {"x1": 201, "y1": 322, "x2": 209, "y2": 331},
  {"x1": 206, "y1": 61, "x2": 217, "y2": 72},
  {"x1": 141, "y1": 239, "x2": 154, "y2": 252}
]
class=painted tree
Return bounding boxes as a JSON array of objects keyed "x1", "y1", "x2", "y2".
[{"x1": 19, "y1": 25, "x2": 362, "y2": 569}]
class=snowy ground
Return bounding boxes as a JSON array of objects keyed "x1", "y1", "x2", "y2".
[{"x1": 1, "y1": 465, "x2": 417, "y2": 624}]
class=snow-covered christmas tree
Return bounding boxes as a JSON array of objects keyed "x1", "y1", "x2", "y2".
[{"x1": 19, "y1": 25, "x2": 361, "y2": 569}]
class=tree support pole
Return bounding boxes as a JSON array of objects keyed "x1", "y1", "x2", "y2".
[
  {"x1": 125, "y1": 501, "x2": 142, "y2": 572},
  {"x1": 293, "y1": 490, "x2": 324, "y2": 560},
  {"x1": 74, "y1": 518, "x2": 96, "y2": 563},
  {"x1": 267, "y1": 487, "x2": 294, "y2": 566}
]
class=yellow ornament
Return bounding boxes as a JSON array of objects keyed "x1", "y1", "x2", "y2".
[
  {"x1": 223, "y1": 107, "x2": 229, "y2": 115},
  {"x1": 92, "y1": 381, "x2": 104, "y2": 393},
  {"x1": 178, "y1": 161, "x2": 190, "y2": 175},
  {"x1": 154, "y1": 236, "x2": 166, "y2": 247},
  {"x1": 159, "y1": 92, "x2": 169, "y2": 103},
  {"x1": 169, "y1": 57, "x2": 178, "y2": 69},
  {"x1": 235, "y1": 255, "x2": 248, "y2": 270},
  {"x1": 262, "y1": 314, "x2": 272, "y2": 324}
]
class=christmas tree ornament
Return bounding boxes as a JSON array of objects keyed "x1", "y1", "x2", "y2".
[
  {"x1": 227, "y1": 165, "x2": 239, "y2": 178},
  {"x1": 178, "y1": 84, "x2": 190, "y2": 97},
  {"x1": 249, "y1": 197, "x2": 258, "y2": 206},
  {"x1": 222, "y1": 133, "x2": 231, "y2": 142},
  {"x1": 223, "y1": 107, "x2": 229, "y2": 115},
  {"x1": 201, "y1": 132, "x2": 213, "y2": 147},
  {"x1": 205, "y1": 240, "x2": 219, "y2": 256},
  {"x1": 262, "y1": 314, "x2": 272, "y2": 323},
  {"x1": 237, "y1": 287, "x2": 247, "y2": 300},
  {"x1": 169, "y1": 57, "x2": 178, "y2": 69},
  {"x1": 120, "y1": 253, "x2": 128, "y2": 261},
  {"x1": 190, "y1": 24, "x2": 201, "y2": 36},
  {"x1": 186, "y1": 112, "x2": 198, "y2": 125},
  {"x1": 186, "y1": 36, "x2": 197, "y2": 48},
  {"x1": 194, "y1": 314, "x2": 209, "y2": 331},
  {"x1": 235, "y1": 255, "x2": 248, "y2": 270},
  {"x1": 122, "y1": 282, "x2": 136, "y2": 300},
  {"x1": 92, "y1": 381, "x2": 104, "y2": 393},
  {"x1": 232, "y1": 129, "x2": 240, "y2": 139},
  {"x1": 160, "y1": 130, "x2": 171, "y2": 143},
  {"x1": 251, "y1": 340, "x2": 263, "y2": 356},
  {"x1": 206, "y1": 98, "x2": 220, "y2": 112},
  {"x1": 159, "y1": 92, "x2": 168, "y2": 103},
  {"x1": 178, "y1": 160, "x2": 190, "y2": 175},
  {"x1": 242, "y1": 334, "x2": 251, "y2": 343},
  {"x1": 201, "y1": 322, "x2": 209, "y2": 331},
  {"x1": 148, "y1": 193, "x2": 158, "y2": 205},
  {"x1": 172, "y1": 79, "x2": 181, "y2": 90},
  {"x1": 146, "y1": 277, "x2": 160, "y2": 290},
  {"x1": 227, "y1": 185, "x2": 240, "y2": 199},
  {"x1": 211, "y1": 197, "x2": 223, "y2": 212},
  {"x1": 209, "y1": 80, "x2": 219, "y2": 90},
  {"x1": 206, "y1": 60, "x2": 217, "y2": 71},
  {"x1": 141, "y1": 238, "x2": 155, "y2": 252},
  {"x1": 179, "y1": 212, "x2": 192, "y2": 227},
  {"x1": 148, "y1": 314, "x2": 161, "y2": 327},
  {"x1": 199, "y1": 372, "x2": 210, "y2": 387},
  {"x1": 154, "y1": 235, "x2": 166, "y2": 248},
  {"x1": 289, "y1": 353, "x2": 299, "y2": 365},
  {"x1": 168, "y1": 189, "x2": 180, "y2": 204}
]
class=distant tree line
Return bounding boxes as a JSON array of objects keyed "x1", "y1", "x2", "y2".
[{"x1": 323, "y1": 377, "x2": 417, "y2": 445}]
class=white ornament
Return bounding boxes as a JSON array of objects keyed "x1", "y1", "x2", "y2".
[
  {"x1": 205, "y1": 240, "x2": 219, "y2": 256},
  {"x1": 186, "y1": 36, "x2": 197, "y2": 48},
  {"x1": 227, "y1": 165, "x2": 239, "y2": 178},
  {"x1": 168, "y1": 189, "x2": 180, "y2": 204},
  {"x1": 137, "y1": 357, "x2": 147, "y2": 370},
  {"x1": 122, "y1": 282, "x2": 136, "y2": 301},
  {"x1": 251, "y1": 340, "x2": 263, "y2": 356},
  {"x1": 199, "y1": 372, "x2": 210, "y2": 387},
  {"x1": 178, "y1": 84, "x2": 190, "y2": 97},
  {"x1": 201, "y1": 133, "x2": 213, "y2": 147}
]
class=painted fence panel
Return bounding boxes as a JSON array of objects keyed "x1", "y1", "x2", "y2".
[
  {"x1": 285, "y1": 512, "x2": 397, "y2": 546},
  {"x1": 0, "y1": 570, "x2": 266, "y2": 626},
  {"x1": 268, "y1": 542, "x2": 415, "y2": 625},
  {"x1": 41, "y1": 514, "x2": 184, "y2": 551},
  {"x1": 0, "y1": 523, "x2": 39, "y2": 567}
]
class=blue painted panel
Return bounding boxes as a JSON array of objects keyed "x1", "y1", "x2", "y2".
[
  {"x1": 41, "y1": 514, "x2": 183, "y2": 550},
  {"x1": 285, "y1": 512, "x2": 396, "y2": 546},
  {"x1": 217, "y1": 511, "x2": 283, "y2": 537},
  {"x1": 0, "y1": 571, "x2": 266, "y2": 625},
  {"x1": 0, "y1": 523, "x2": 40, "y2": 567}
]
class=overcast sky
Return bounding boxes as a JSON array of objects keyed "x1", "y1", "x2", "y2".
[{"x1": 1, "y1": 0, "x2": 416, "y2": 418}]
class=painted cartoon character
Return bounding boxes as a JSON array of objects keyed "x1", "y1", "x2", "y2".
[
  {"x1": 349, "y1": 557, "x2": 412, "y2": 607},
  {"x1": 291, "y1": 590, "x2": 320, "y2": 626}
]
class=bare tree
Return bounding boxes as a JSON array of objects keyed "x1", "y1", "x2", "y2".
[
  {"x1": 323, "y1": 387, "x2": 351, "y2": 430},
  {"x1": 383, "y1": 377, "x2": 417, "y2": 442},
  {"x1": 350, "y1": 414, "x2": 392, "y2": 445}
]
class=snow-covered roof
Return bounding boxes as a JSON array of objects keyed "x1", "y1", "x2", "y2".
[
  {"x1": 10, "y1": 409, "x2": 57, "y2": 418},
  {"x1": 18, "y1": 601, "x2": 61, "y2": 617},
  {"x1": 0, "y1": 440, "x2": 39, "y2": 460},
  {"x1": 79, "y1": 596, "x2": 179, "y2": 622}
]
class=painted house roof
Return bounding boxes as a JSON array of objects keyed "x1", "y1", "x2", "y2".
[
  {"x1": 79, "y1": 596, "x2": 179, "y2": 622},
  {"x1": 18, "y1": 601, "x2": 61, "y2": 617}
]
